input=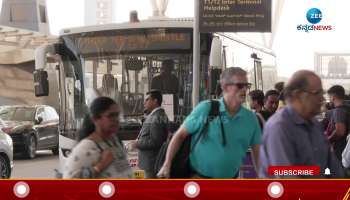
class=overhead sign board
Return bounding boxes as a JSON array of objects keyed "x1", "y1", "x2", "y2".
[{"x1": 199, "y1": 0, "x2": 272, "y2": 32}]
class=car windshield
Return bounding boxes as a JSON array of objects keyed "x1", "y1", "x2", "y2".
[{"x1": 0, "y1": 107, "x2": 35, "y2": 121}]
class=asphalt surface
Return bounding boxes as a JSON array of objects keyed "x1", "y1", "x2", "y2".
[{"x1": 11, "y1": 150, "x2": 59, "y2": 178}]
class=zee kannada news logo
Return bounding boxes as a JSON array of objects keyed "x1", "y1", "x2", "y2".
[{"x1": 297, "y1": 8, "x2": 333, "y2": 32}]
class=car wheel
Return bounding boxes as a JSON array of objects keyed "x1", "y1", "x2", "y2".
[
  {"x1": 25, "y1": 135, "x2": 37, "y2": 159},
  {"x1": 0, "y1": 154, "x2": 11, "y2": 178},
  {"x1": 52, "y1": 146, "x2": 59, "y2": 155}
]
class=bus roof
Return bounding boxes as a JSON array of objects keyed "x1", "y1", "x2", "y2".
[{"x1": 59, "y1": 17, "x2": 194, "y2": 35}]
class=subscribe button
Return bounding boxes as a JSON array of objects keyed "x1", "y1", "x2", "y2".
[{"x1": 268, "y1": 166, "x2": 320, "y2": 176}]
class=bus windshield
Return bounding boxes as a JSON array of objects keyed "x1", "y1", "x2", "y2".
[
  {"x1": 58, "y1": 27, "x2": 211, "y2": 131},
  {"x1": 81, "y1": 54, "x2": 194, "y2": 122}
]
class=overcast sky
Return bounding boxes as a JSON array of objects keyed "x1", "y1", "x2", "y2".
[{"x1": 1, "y1": 0, "x2": 348, "y2": 78}]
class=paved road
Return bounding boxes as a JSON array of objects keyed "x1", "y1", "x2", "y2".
[{"x1": 11, "y1": 150, "x2": 59, "y2": 178}]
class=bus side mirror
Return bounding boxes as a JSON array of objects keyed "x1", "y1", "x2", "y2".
[
  {"x1": 34, "y1": 70, "x2": 49, "y2": 96},
  {"x1": 209, "y1": 37, "x2": 223, "y2": 68},
  {"x1": 209, "y1": 37, "x2": 223, "y2": 96}
]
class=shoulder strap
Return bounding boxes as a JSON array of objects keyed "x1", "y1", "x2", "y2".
[
  {"x1": 208, "y1": 99, "x2": 220, "y2": 117},
  {"x1": 192, "y1": 99, "x2": 226, "y2": 151},
  {"x1": 92, "y1": 140, "x2": 103, "y2": 152},
  {"x1": 210, "y1": 100, "x2": 226, "y2": 146},
  {"x1": 200, "y1": 100, "x2": 219, "y2": 138},
  {"x1": 92, "y1": 137, "x2": 122, "y2": 152},
  {"x1": 114, "y1": 135, "x2": 123, "y2": 146},
  {"x1": 86, "y1": 138, "x2": 104, "y2": 152}
]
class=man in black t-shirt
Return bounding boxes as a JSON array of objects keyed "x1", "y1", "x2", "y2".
[
  {"x1": 151, "y1": 60, "x2": 179, "y2": 115},
  {"x1": 260, "y1": 90, "x2": 280, "y2": 121},
  {"x1": 151, "y1": 60, "x2": 179, "y2": 95},
  {"x1": 327, "y1": 85, "x2": 350, "y2": 161},
  {"x1": 248, "y1": 89, "x2": 265, "y2": 129}
]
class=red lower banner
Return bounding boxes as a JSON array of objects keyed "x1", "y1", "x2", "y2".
[{"x1": 1, "y1": 179, "x2": 350, "y2": 200}]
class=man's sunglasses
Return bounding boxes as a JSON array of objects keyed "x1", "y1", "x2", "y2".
[{"x1": 227, "y1": 82, "x2": 252, "y2": 89}]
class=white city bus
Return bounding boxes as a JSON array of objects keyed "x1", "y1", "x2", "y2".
[{"x1": 34, "y1": 17, "x2": 275, "y2": 176}]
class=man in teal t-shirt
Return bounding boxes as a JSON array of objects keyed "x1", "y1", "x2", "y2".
[{"x1": 157, "y1": 67, "x2": 261, "y2": 178}]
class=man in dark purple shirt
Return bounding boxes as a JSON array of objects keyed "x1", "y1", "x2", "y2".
[{"x1": 260, "y1": 70, "x2": 344, "y2": 178}]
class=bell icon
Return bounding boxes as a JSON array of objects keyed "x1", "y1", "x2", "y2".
[{"x1": 324, "y1": 168, "x2": 331, "y2": 175}]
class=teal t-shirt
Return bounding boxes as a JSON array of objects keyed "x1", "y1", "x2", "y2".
[{"x1": 183, "y1": 98, "x2": 261, "y2": 178}]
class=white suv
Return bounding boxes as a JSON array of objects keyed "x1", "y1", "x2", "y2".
[{"x1": 0, "y1": 120, "x2": 13, "y2": 178}]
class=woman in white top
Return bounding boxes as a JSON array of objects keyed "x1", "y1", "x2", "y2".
[{"x1": 63, "y1": 97, "x2": 133, "y2": 178}]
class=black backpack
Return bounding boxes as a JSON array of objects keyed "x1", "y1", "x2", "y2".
[{"x1": 154, "y1": 99, "x2": 225, "y2": 178}]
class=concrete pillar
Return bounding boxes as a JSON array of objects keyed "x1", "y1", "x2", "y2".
[{"x1": 0, "y1": 0, "x2": 50, "y2": 34}]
